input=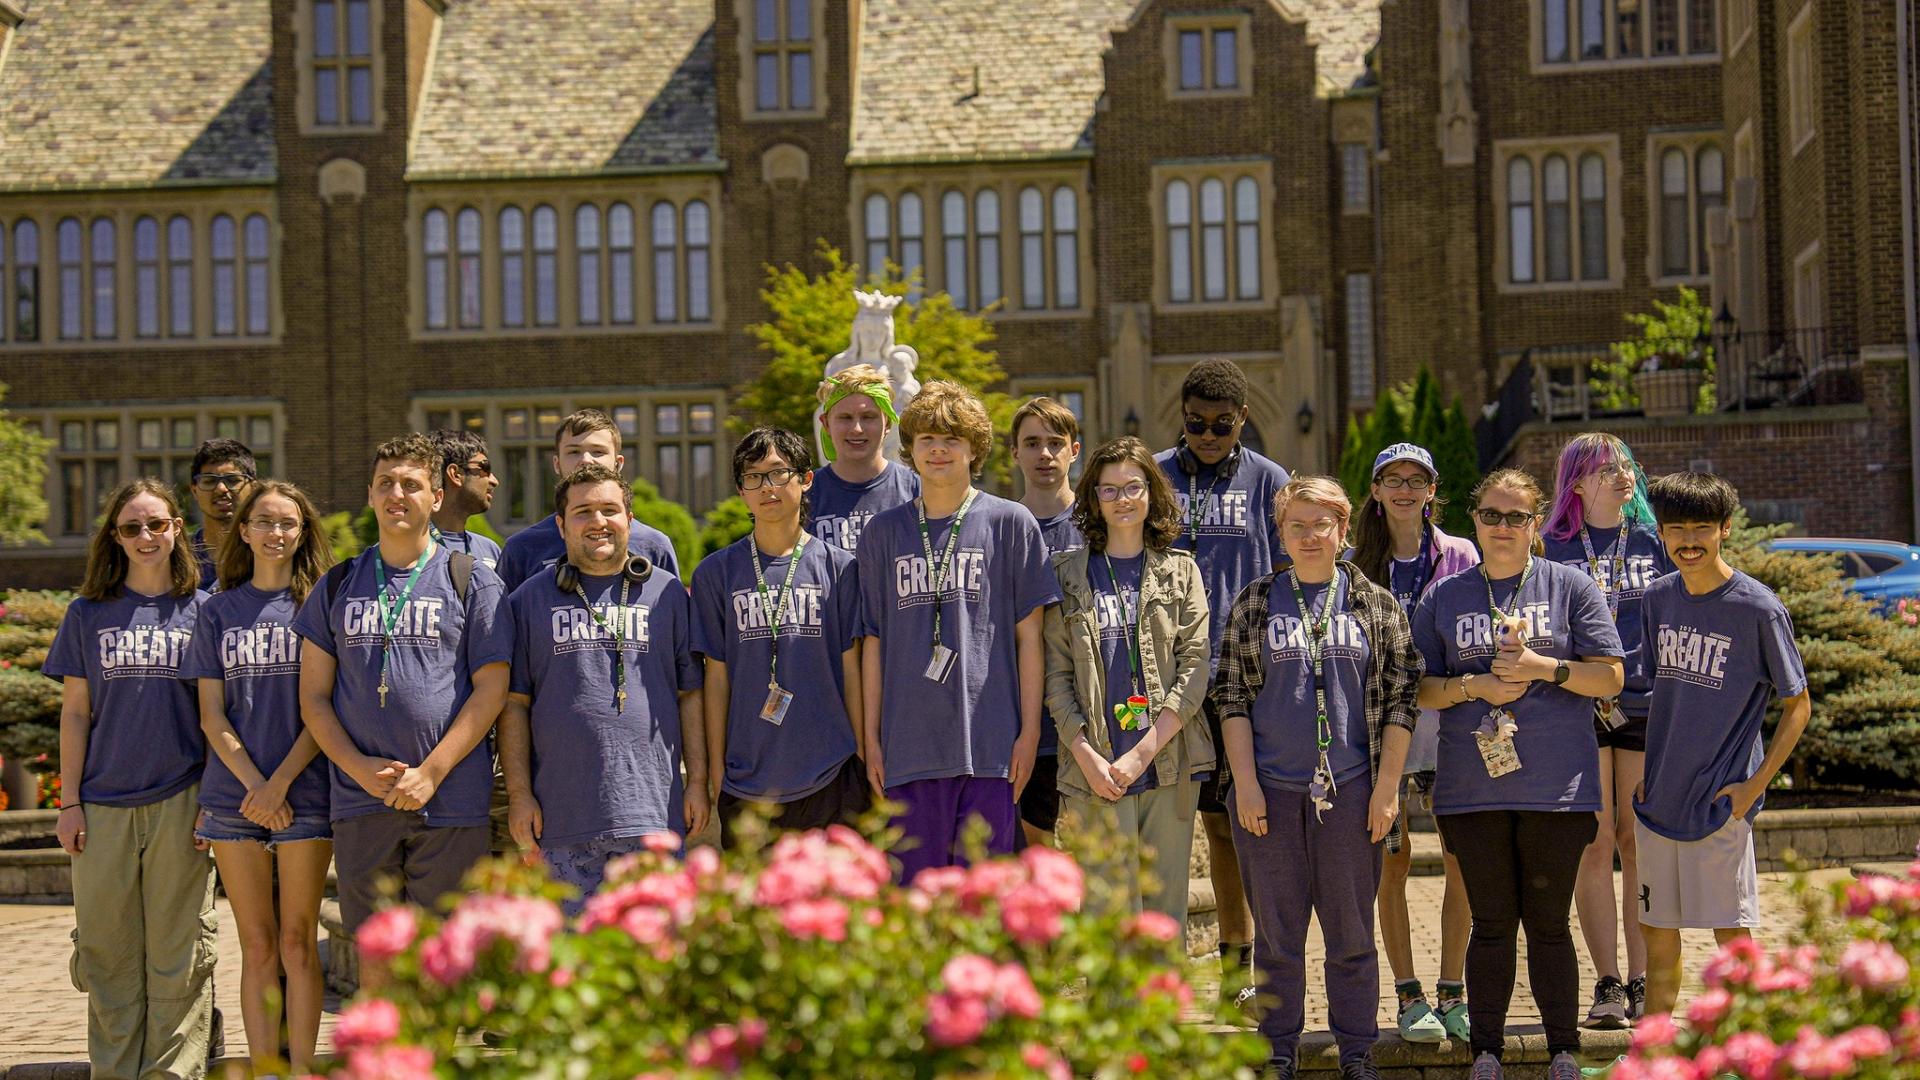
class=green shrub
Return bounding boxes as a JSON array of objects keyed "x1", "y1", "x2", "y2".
[
  {"x1": 631, "y1": 477, "x2": 702, "y2": 576},
  {"x1": 698, "y1": 497, "x2": 755, "y2": 561}
]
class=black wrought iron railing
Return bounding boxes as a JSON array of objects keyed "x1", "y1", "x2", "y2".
[{"x1": 1473, "y1": 327, "x2": 1862, "y2": 467}]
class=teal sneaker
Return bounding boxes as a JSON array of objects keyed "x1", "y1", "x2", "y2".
[
  {"x1": 1396, "y1": 996, "x2": 1447, "y2": 1043},
  {"x1": 1435, "y1": 997, "x2": 1471, "y2": 1042},
  {"x1": 1579, "y1": 1055, "x2": 1626, "y2": 1078}
]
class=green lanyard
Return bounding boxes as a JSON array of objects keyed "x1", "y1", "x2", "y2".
[
  {"x1": 372, "y1": 547, "x2": 431, "y2": 708},
  {"x1": 914, "y1": 489, "x2": 979, "y2": 653},
  {"x1": 1580, "y1": 524, "x2": 1628, "y2": 620},
  {"x1": 1184, "y1": 470, "x2": 1229, "y2": 547},
  {"x1": 572, "y1": 574, "x2": 632, "y2": 713},
  {"x1": 1290, "y1": 568, "x2": 1336, "y2": 776},
  {"x1": 750, "y1": 535, "x2": 809, "y2": 690},
  {"x1": 1103, "y1": 552, "x2": 1145, "y2": 697},
  {"x1": 1482, "y1": 556, "x2": 1538, "y2": 630}
]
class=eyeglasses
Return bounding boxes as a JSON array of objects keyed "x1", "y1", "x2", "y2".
[
  {"x1": 192, "y1": 473, "x2": 253, "y2": 492},
  {"x1": 1282, "y1": 520, "x2": 1341, "y2": 540},
  {"x1": 245, "y1": 518, "x2": 302, "y2": 535},
  {"x1": 1592, "y1": 461, "x2": 1637, "y2": 479},
  {"x1": 114, "y1": 518, "x2": 177, "y2": 539},
  {"x1": 1474, "y1": 508, "x2": 1537, "y2": 528},
  {"x1": 1376, "y1": 475, "x2": 1433, "y2": 491},
  {"x1": 1095, "y1": 480, "x2": 1148, "y2": 503},
  {"x1": 739, "y1": 467, "x2": 801, "y2": 491},
  {"x1": 1184, "y1": 416, "x2": 1240, "y2": 438}
]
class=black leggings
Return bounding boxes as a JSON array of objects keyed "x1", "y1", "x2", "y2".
[{"x1": 1436, "y1": 810, "x2": 1599, "y2": 1059}]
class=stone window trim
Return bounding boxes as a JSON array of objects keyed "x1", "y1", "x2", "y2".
[
  {"x1": 1531, "y1": 0, "x2": 1720, "y2": 72},
  {"x1": 736, "y1": 0, "x2": 829, "y2": 121},
  {"x1": 1149, "y1": 160, "x2": 1278, "y2": 314},
  {"x1": 294, "y1": 0, "x2": 387, "y2": 136},
  {"x1": 1163, "y1": 13, "x2": 1252, "y2": 99},
  {"x1": 407, "y1": 180, "x2": 724, "y2": 340},
  {"x1": 1492, "y1": 137, "x2": 1624, "y2": 294},
  {"x1": 1791, "y1": 239, "x2": 1824, "y2": 331},
  {"x1": 1645, "y1": 132, "x2": 1725, "y2": 285},
  {"x1": 18, "y1": 401, "x2": 284, "y2": 548},
  {"x1": 850, "y1": 170, "x2": 1093, "y2": 320},
  {"x1": 1724, "y1": 0, "x2": 1754, "y2": 57},
  {"x1": 411, "y1": 390, "x2": 729, "y2": 524},
  {"x1": 0, "y1": 200, "x2": 281, "y2": 350},
  {"x1": 1786, "y1": 5, "x2": 1816, "y2": 155}
]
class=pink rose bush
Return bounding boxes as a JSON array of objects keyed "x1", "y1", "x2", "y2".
[
  {"x1": 1618, "y1": 846, "x2": 1920, "y2": 1079},
  {"x1": 313, "y1": 816, "x2": 1264, "y2": 1078}
]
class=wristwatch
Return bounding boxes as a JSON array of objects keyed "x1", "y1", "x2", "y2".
[{"x1": 1552, "y1": 661, "x2": 1571, "y2": 685}]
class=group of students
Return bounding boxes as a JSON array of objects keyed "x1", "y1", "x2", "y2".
[{"x1": 46, "y1": 358, "x2": 1809, "y2": 1080}]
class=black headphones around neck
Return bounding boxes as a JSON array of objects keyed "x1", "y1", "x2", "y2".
[
  {"x1": 1173, "y1": 439, "x2": 1244, "y2": 480},
  {"x1": 554, "y1": 554, "x2": 652, "y2": 593}
]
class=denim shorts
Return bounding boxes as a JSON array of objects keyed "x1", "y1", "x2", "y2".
[{"x1": 194, "y1": 808, "x2": 332, "y2": 847}]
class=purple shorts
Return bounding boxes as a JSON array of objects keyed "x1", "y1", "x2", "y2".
[{"x1": 885, "y1": 776, "x2": 1018, "y2": 884}]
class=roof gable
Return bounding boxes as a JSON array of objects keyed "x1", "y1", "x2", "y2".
[{"x1": 0, "y1": 0, "x2": 275, "y2": 192}]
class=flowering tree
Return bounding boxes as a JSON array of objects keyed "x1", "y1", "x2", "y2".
[
  {"x1": 317, "y1": 827, "x2": 1265, "y2": 1079},
  {"x1": 1616, "y1": 850, "x2": 1920, "y2": 1079}
]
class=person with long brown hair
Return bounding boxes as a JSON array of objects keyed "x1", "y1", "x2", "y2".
[
  {"x1": 1410, "y1": 468, "x2": 1625, "y2": 1080},
  {"x1": 45, "y1": 478, "x2": 217, "y2": 1077},
  {"x1": 182, "y1": 480, "x2": 335, "y2": 1073},
  {"x1": 1043, "y1": 436, "x2": 1213, "y2": 920},
  {"x1": 1348, "y1": 444, "x2": 1479, "y2": 1044}
]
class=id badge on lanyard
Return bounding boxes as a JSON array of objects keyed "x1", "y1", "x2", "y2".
[{"x1": 925, "y1": 643, "x2": 957, "y2": 683}]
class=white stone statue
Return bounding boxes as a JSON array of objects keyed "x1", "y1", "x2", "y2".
[{"x1": 815, "y1": 290, "x2": 921, "y2": 465}]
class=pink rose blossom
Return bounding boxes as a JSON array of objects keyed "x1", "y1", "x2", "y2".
[
  {"x1": 1720, "y1": 1031, "x2": 1780, "y2": 1078},
  {"x1": 686, "y1": 845, "x2": 721, "y2": 880},
  {"x1": 1786, "y1": 1028, "x2": 1857, "y2": 1079},
  {"x1": 418, "y1": 930, "x2": 477, "y2": 986},
  {"x1": 941, "y1": 954, "x2": 999, "y2": 999},
  {"x1": 1124, "y1": 911, "x2": 1181, "y2": 943},
  {"x1": 1897, "y1": 1008, "x2": 1920, "y2": 1060},
  {"x1": 911, "y1": 866, "x2": 968, "y2": 897},
  {"x1": 1020, "y1": 845, "x2": 1086, "y2": 910},
  {"x1": 925, "y1": 991, "x2": 990, "y2": 1047},
  {"x1": 340, "y1": 1043, "x2": 436, "y2": 1080},
  {"x1": 355, "y1": 907, "x2": 419, "y2": 966},
  {"x1": 992, "y1": 962, "x2": 1044, "y2": 1020},
  {"x1": 1701, "y1": 936, "x2": 1762, "y2": 989},
  {"x1": 548, "y1": 967, "x2": 574, "y2": 988},
  {"x1": 1692, "y1": 1046, "x2": 1728, "y2": 1077},
  {"x1": 1644, "y1": 1058, "x2": 1703, "y2": 1080},
  {"x1": 1686, "y1": 987, "x2": 1733, "y2": 1030},
  {"x1": 1000, "y1": 884, "x2": 1066, "y2": 946},
  {"x1": 1751, "y1": 964, "x2": 1812, "y2": 993},
  {"x1": 641, "y1": 831, "x2": 681, "y2": 853},
  {"x1": 959, "y1": 862, "x2": 1025, "y2": 912},
  {"x1": 419, "y1": 893, "x2": 565, "y2": 984},
  {"x1": 864, "y1": 907, "x2": 885, "y2": 927},
  {"x1": 738, "y1": 1018, "x2": 767, "y2": 1049},
  {"x1": 1632, "y1": 1013, "x2": 1679, "y2": 1052},
  {"x1": 333, "y1": 999, "x2": 401, "y2": 1050},
  {"x1": 779, "y1": 897, "x2": 850, "y2": 941},
  {"x1": 1137, "y1": 969, "x2": 1195, "y2": 1010},
  {"x1": 1840, "y1": 939, "x2": 1911, "y2": 992},
  {"x1": 1846, "y1": 875, "x2": 1902, "y2": 917},
  {"x1": 1832, "y1": 1024, "x2": 1894, "y2": 1061},
  {"x1": 1608, "y1": 1058, "x2": 1651, "y2": 1080},
  {"x1": 688, "y1": 1023, "x2": 757, "y2": 1073}
]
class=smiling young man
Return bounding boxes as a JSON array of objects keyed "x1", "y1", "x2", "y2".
[
  {"x1": 858, "y1": 381, "x2": 1060, "y2": 881},
  {"x1": 427, "y1": 428, "x2": 503, "y2": 571},
  {"x1": 189, "y1": 438, "x2": 257, "y2": 591},
  {"x1": 500, "y1": 462, "x2": 705, "y2": 909},
  {"x1": 692, "y1": 428, "x2": 867, "y2": 846},
  {"x1": 1634, "y1": 472, "x2": 1809, "y2": 1016},
  {"x1": 1011, "y1": 397, "x2": 1084, "y2": 847},
  {"x1": 496, "y1": 409, "x2": 681, "y2": 591},
  {"x1": 810, "y1": 364, "x2": 920, "y2": 554},
  {"x1": 1154, "y1": 358, "x2": 1290, "y2": 1017},
  {"x1": 294, "y1": 434, "x2": 513, "y2": 936}
]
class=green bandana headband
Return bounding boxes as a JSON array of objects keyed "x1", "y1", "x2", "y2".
[{"x1": 817, "y1": 379, "x2": 898, "y2": 461}]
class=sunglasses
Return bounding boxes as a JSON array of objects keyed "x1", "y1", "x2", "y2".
[
  {"x1": 115, "y1": 518, "x2": 177, "y2": 540},
  {"x1": 461, "y1": 461, "x2": 494, "y2": 477},
  {"x1": 192, "y1": 473, "x2": 253, "y2": 492},
  {"x1": 1184, "y1": 416, "x2": 1239, "y2": 438},
  {"x1": 1095, "y1": 480, "x2": 1148, "y2": 503},
  {"x1": 1474, "y1": 508, "x2": 1536, "y2": 528}
]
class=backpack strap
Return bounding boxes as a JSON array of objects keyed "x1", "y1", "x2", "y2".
[
  {"x1": 321, "y1": 558, "x2": 351, "y2": 612},
  {"x1": 449, "y1": 551, "x2": 474, "y2": 603}
]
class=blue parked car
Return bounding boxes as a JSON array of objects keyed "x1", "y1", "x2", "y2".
[{"x1": 1765, "y1": 537, "x2": 1920, "y2": 608}]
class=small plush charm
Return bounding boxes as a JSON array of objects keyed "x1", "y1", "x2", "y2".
[{"x1": 1308, "y1": 763, "x2": 1337, "y2": 822}]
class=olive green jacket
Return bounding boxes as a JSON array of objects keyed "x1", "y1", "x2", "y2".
[{"x1": 1043, "y1": 545, "x2": 1216, "y2": 799}]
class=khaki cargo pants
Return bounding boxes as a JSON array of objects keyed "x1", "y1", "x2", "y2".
[{"x1": 68, "y1": 784, "x2": 217, "y2": 1080}]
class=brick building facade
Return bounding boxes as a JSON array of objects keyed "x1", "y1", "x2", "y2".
[{"x1": 0, "y1": 0, "x2": 1913, "y2": 585}]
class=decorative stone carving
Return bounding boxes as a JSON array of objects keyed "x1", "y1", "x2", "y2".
[
  {"x1": 316, "y1": 157, "x2": 367, "y2": 204},
  {"x1": 761, "y1": 143, "x2": 810, "y2": 186},
  {"x1": 816, "y1": 290, "x2": 921, "y2": 465},
  {"x1": 1436, "y1": 0, "x2": 1477, "y2": 166}
]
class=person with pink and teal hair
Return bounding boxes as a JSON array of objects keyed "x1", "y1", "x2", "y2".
[{"x1": 1539, "y1": 432, "x2": 1675, "y2": 1029}]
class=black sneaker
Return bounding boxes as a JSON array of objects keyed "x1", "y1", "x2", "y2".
[
  {"x1": 207, "y1": 1006, "x2": 226, "y2": 1061},
  {"x1": 1625, "y1": 975, "x2": 1647, "y2": 1020},
  {"x1": 1267, "y1": 1056, "x2": 1297, "y2": 1080},
  {"x1": 1340, "y1": 1056, "x2": 1383, "y2": 1080},
  {"x1": 1583, "y1": 975, "x2": 1629, "y2": 1029}
]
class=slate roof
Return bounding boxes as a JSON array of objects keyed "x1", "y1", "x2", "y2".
[
  {"x1": 0, "y1": 0, "x2": 275, "y2": 191},
  {"x1": 1290, "y1": 0, "x2": 1381, "y2": 96},
  {"x1": 408, "y1": 0, "x2": 719, "y2": 179},
  {"x1": 847, "y1": 0, "x2": 1133, "y2": 165}
]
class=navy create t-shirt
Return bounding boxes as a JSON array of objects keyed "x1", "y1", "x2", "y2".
[
  {"x1": 1543, "y1": 521, "x2": 1675, "y2": 716},
  {"x1": 44, "y1": 589, "x2": 207, "y2": 807},
  {"x1": 1030, "y1": 505, "x2": 1084, "y2": 757},
  {"x1": 1154, "y1": 446, "x2": 1289, "y2": 673},
  {"x1": 436, "y1": 528, "x2": 504, "y2": 573},
  {"x1": 292, "y1": 546, "x2": 513, "y2": 827},
  {"x1": 182, "y1": 584, "x2": 330, "y2": 819},
  {"x1": 1634, "y1": 571, "x2": 1807, "y2": 842},
  {"x1": 1411, "y1": 559, "x2": 1623, "y2": 815},
  {"x1": 1090, "y1": 554, "x2": 1155, "y2": 795},
  {"x1": 857, "y1": 491, "x2": 1061, "y2": 787},
  {"x1": 509, "y1": 564, "x2": 703, "y2": 845},
  {"x1": 497, "y1": 514, "x2": 681, "y2": 592},
  {"x1": 809, "y1": 462, "x2": 921, "y2": 555},
  {"x1": 1247, "y1": 574, "x2": 1371, "y2": 792},
  {"x1": 690, "y1": 535, "x2": 863, "y2": 803}
]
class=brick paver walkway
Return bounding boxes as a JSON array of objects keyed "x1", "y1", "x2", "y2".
[{"x1": 0, "y1": 869, "x2": 1846, "y2": 1070}]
